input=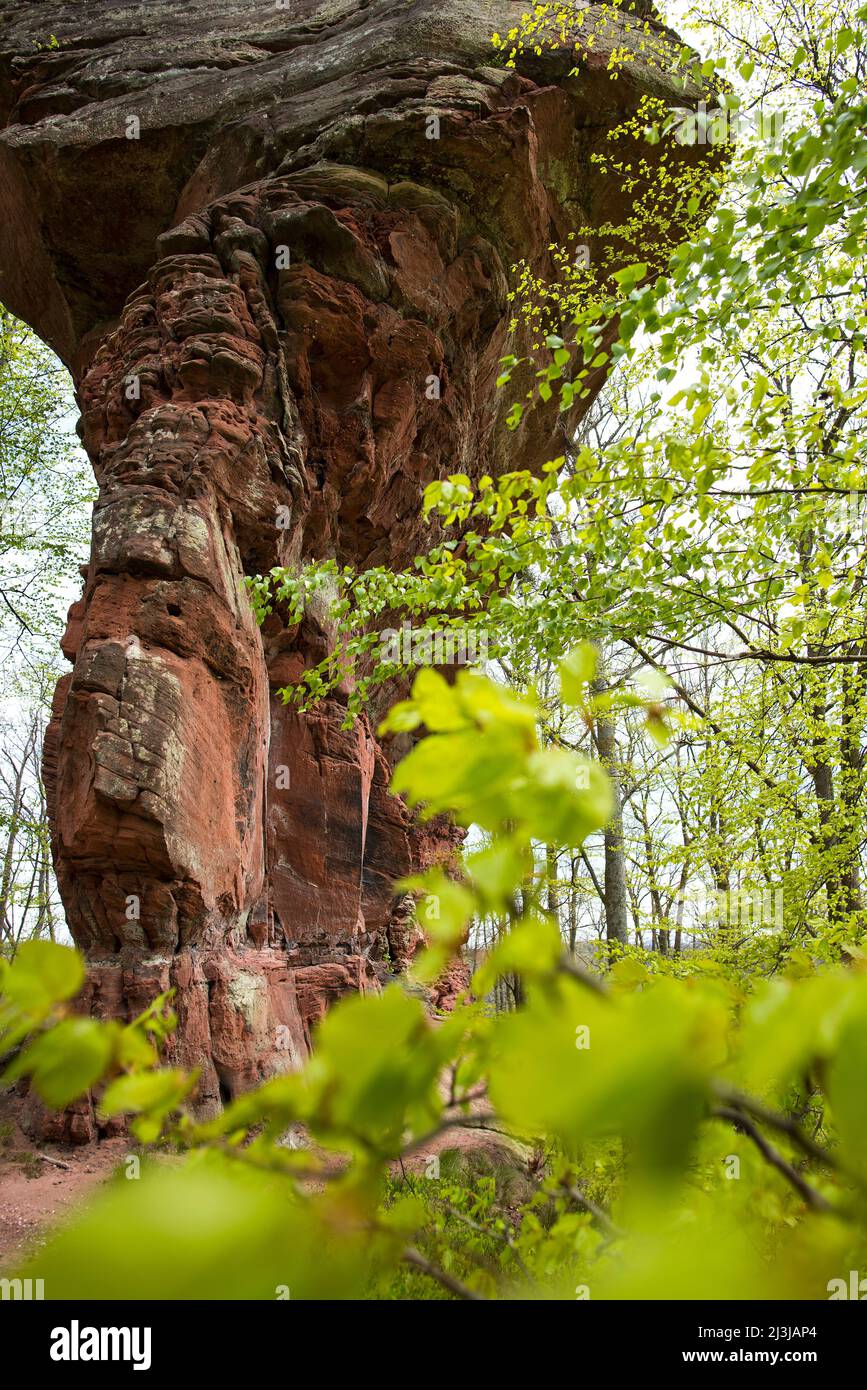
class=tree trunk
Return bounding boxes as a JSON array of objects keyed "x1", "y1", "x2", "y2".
[
  {"x1": 568, "y1": 854, "x2": 579, "y2": 956},
  {"x1": 806, "y1": 662, "x2": 862, "y2": 928},
  {"x1": 591, "y1": 675, "x2": 629, "y2": 950}
]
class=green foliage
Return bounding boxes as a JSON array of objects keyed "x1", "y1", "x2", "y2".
[
  {"x1": 1, "y1": 942, "x2": 178, "y2": 1116},
  {"x1": 0, "y1": 308, "x2": 93, "y2": 656},
  {"x1": 249, "y1": 0, "x2": 867, "y2": 964},
  {"x1": 384, "y1": 669, "x2": 611, "y2": 843},
  {"x1": 4, "y1": 667, "x2": 867, "y2": 1299},
  {"x1": 5, "y1": 0, "x2": 867, "y2": 1304},
  {"x1": 30, "y1": 1156, "x2": 373, "y2": 1301}
]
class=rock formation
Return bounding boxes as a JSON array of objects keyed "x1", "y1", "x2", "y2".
[{"x1": 0, "y1": 0, "x2": 699, "y2": 1139}]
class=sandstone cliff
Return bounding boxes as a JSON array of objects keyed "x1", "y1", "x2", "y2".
[{"x1": 0, "y1": 0, "x2": 698, "y2": 1139}]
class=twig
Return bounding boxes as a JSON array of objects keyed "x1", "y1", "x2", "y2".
[
  {"x1": 712, "y1": 1082, "x2": 837, "y2": 1168},
  {"x1": 558, "y1": 953, "x2": 609, "y2": 997},
  {"x1": 712, "y1": 1106, "x2": 833, "y2": 1213},
  {"x1": 37, "y1": 1151, "x2": 71, "y2": 1170},
  {"x1": 402, "y1": 1246, "x2": 485, "y2": 1300},
  {"x1": 435, "y1": 1200, "x2": 534, "y2": 1283},
  {"x1": 398, "y1": 1156, "x2": 418, "y2": 1194},
  {"x1": 562, "y1": 1182, "x2": 622, "y2": 1238}
]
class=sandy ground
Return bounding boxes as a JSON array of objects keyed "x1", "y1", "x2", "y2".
[
  {"x1": 0, "y1": 1081, "x2": 536, "y2": 1273},
  {"x1": 0, "y1": 1091, "x2": 128, "y2": 1267}
]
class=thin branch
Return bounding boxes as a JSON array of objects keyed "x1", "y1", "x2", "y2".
[
  {"x1": 712, "y1": 1082, "x2": 837, "y2": 1168},
  {"x1": 562, "y1": 1182, "x2": 622, "y2": 1238},
  {"x1": 558, "y1": 952, "x2": 609, "y2": 997},
  {"x1": 712, "y1": 1106, "x2": 833, "y2": 1213},
  {"x1": 402, "y1": 1247, "x2": 485, "y2": 1301}
]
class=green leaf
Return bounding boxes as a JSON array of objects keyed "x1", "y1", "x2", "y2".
[
  {"x1": 472, "y1": 916, "x2": 563, "y2": 997},
  {"x1": 611, "y1": 262, "x2": 648, "y2": 291},
  {"x1": 100, "y1": 1069, "x2": 195, "y2": 1119},
  {"x1": 489, "y1": 978, "x2": 723, "y2": 1172},
  {"x1": 7, "y1": 1019, "x2": 116, "y2": 1107},
  {"x1": 306, "y1": 987, "x2": 448, "y2": 1148},
  {"x1": 22, "y1": 1156, "x2": 371, "y2": 1300},
  {"x1": 1, "y1": 941, "x2": 84, "y2": 1016},
  {"x1": 828, "y1": 1003, "x2": 867, "y2": 1175},
  {"x1": 559, "y1": 642, "x2": 597, "y2": 703}
]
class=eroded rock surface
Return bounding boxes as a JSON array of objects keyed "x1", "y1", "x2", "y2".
[{"x1": 0, "y1": 1, "x2": 697, "y2": 1138}]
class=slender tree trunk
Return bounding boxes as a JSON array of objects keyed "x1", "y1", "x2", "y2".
[
  {"x1": 546, "y1": 844, "x2": 560, "y2": 925},
  {"x1": 568, "y1": 854, "x2": 579, "y2": 955},
  {"x1": 0, "y1": 746, "x2": 28, "y2": 950},
  {"x1": 592, "y1": 674, "x2": 629, "y2": 949},
  {"x1": 806, "y1": 665, "x2": 861, "y2": 926}
]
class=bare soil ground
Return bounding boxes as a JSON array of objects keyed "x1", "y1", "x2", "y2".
[
  {"x1": 0, "y1": 1090, "x2": 128, "y2": 1268},
  {"x1": 0, "y1": 1081, "x2": 536, "y2": 1273}
]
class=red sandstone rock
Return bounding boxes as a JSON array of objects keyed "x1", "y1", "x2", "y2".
[{"x1": 0, "y1": 1, "x2": 702, "y2": 1138}]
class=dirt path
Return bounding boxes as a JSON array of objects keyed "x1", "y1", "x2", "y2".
[
  {"x1": 0, "y1": 1081, "x2": 536, "y2": 1275},
  {"x1": 0, "y1": 1092, "x2": 127, "y2": 1268}
]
